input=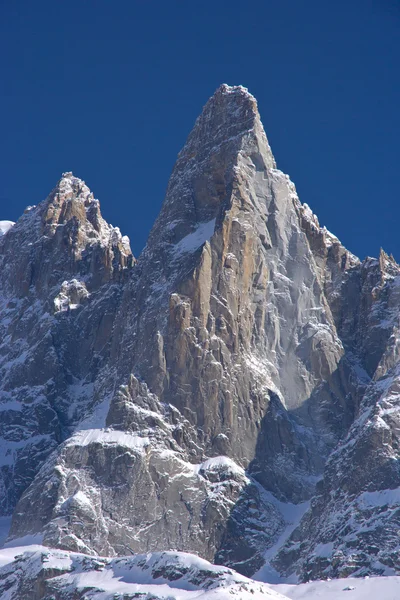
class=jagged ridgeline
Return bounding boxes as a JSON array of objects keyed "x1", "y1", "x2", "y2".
[{"x1": 1, "y1": 84, "x2": 400, "y2": 582}]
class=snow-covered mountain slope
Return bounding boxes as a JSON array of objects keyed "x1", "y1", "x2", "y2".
[
  {"x1": 1, "y1": 545, "x2": 400, "y2": 600},
  {"x1": 0, "y1": 546, "x2": 287, "y2": 600},
  {"x1": 1, "y1": 85, "x2": 400, "y2": 593}
]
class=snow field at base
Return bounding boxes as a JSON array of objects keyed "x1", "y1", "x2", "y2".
[
  {"x1": 0, "y1": 546, "x2": 287, "y2": 600},
  {"x1": 0, "y1": 544, "x2": 44, "y2": 568},
  {"x1": 273, "y1": 576, "x2": 400, "y2": 599},
  {"x1": 1, "y1": 545, "x2": 400, "y2": 599}
]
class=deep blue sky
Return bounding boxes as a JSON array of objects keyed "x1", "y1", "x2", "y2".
[{"x1": 1, "y1": 1, "x2": 399, "y2": 259}]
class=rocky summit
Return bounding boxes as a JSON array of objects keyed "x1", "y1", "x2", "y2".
[{"x1": 1, "y1": 84, "x2": 400, "y2": 598}]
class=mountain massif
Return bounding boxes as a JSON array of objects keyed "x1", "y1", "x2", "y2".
[{"x1": 1, "y1": 84, "x2": 400, "y2": 598}]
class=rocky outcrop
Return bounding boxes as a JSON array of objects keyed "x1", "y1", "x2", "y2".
[
  {"x1": 0, "y1": 173, "x2": 133, "y2": 514},
  {"x1": 2, "y1": 84, "x2": 400, "y2": 585},
  {"x1": 9, "y1": 375, "x2": 255, "y2": 561},
  {"x1": 0, "y1": 173, "x2": 132, "y2": 299}
]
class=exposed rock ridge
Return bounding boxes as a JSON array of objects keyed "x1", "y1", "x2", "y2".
[
  {"x1": 0, "y1": 171, "x2": 133, "y2": 300},
  {"x1": 0, "y1": 173, "x2": 134, "y2": 515}
]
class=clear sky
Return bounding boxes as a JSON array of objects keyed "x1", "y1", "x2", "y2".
[{"x1": 1, "y1": 0, "x2": 399, "y2": 259}]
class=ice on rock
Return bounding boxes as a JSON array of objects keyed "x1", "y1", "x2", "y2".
[{"x1": 172, "y1": 218, "x2": 216, "y2": 255}]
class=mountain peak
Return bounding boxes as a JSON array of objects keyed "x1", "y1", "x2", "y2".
[
  {"x1": 0, "y1": 174, "x2": 133, "y2": 299},
  {"x1": 49, "y1": 171, "x2": 96, "y2": 210},
  {"x1": 180, "y1": 83, "x2": 262, "y2": 160},
  {"x1": 57, "y1": 171, "x2": 85, "y2": 188},
  {"x1": 145, "y1": 84, "x2": 275, "y2": 257},
  {"x1": 213, "y1": 83, "x2": 257, "y2": 103}
]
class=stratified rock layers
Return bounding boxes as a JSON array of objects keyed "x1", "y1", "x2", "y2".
[{"x1": 1, "y1": 85, "x2": 400, "y2": 582}]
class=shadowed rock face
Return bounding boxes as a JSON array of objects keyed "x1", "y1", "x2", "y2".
[
  {"x1": 112, "y1": 84, "x2": 356, "y2": 473},
  {"x1": 2, "y1": 85, "x2": 400, "y2": 582},
  {"x1": 273, "y1": 257, "x2": 400, "y2": 581}
]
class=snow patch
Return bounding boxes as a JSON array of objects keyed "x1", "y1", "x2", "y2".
[
  {"x1": 66, "y1": 428, "x2": 150, "y2": 451},
  {"x1": 0, "y1": 220, "x2": 15, "y2": 236},
  {"x1": 358, "y1": 487, "x2": 400, "y2": 508},
  {"x1": 172, "y1": 219, "x2": 216, "y2": 255},
  {"x1": 4, "y1": 532, "x2": 44, "y2": 549},
  {"x1": 0, "y1": 547, "x2": 287, "y2": 599},
  {"x1": 273, "y1": 575, "x2": 400, "y2": 600},
  {"x1": 313, "y1": 542, "x2": 334, "y2": 558},
  {"x1": 197, "y1": 456, "x2": 246, "y2": 478}
]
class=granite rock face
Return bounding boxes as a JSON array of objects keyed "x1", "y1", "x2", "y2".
[
  {"x1": 2, "y1": 85, "x2": 400, "y2": 584},
  {"x1": 114, "y1": 85, "x2": 357, "y2": 489},
  {"x1": 0, "y1": 173, "x2": 133, "y2": 514}
]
